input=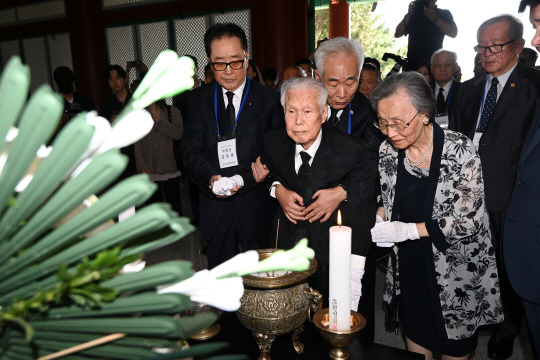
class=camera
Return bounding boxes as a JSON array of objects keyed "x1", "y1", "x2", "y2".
[
  {"x1": 381, "y1": 53, "x2": 410, "y2": 77},
  {"x1": 411, "y1": 0, "x2": 428, "y2": 13},
  {"x1": 129, "y1": 60, "x2": 141, "y2": 67}
]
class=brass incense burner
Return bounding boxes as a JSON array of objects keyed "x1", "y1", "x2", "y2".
[{"x1": 236, "y1": 249, "x2": 321, "y2": 360}]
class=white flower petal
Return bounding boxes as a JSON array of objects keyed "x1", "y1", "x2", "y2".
[
  {"x1": 209, "y1": 250, "x2": 259, "y2": 279},
  {"x1": 95, "y1": 109, "x2": 152, "y2": 154}
]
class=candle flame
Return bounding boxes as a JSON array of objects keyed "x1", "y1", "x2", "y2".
[{"x1": 337, "y1": 210, "x2": 342, "y2": 226}]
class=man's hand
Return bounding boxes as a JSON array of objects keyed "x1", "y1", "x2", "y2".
[
  {"x1": 423, "y1": 7, "x2": 437, "y2": 22},
  {"x1": 251, "y1": 156, "x2": 269, "y2": 183},
  {"x1": 304, "y1": 186, "x2": 346, "y2": 223},
  {"x1": 275, "y1": 184, "x2": 305, "y2": 224}
]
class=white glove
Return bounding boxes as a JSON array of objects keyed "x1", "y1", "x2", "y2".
[
  {"x1": 350, "y1": 255, "x2": 365, "y2": 311},
  {"x1": 212, "y1": 175, "x2": 244, "y2": 196},
  {"x1": 370, "y1": 221, "x2": 419, "y2": 243},
  {"x1": 375, "y1": 214, "x2": 384, "y2": 224}
]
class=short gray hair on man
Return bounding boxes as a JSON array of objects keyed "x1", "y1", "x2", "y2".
[
  {"x1": 477, "y1": 14, "x2": 524, "y2": 42},
  {"x1": 280, "y1": 77, "x2": 328, "y2": 113},
  {"x1": 370, "y1": 72, "x2": 436, "y2": 121},
  {"x1": 431, "y1": 49, "x2": 457, "y2": 64},
  {"x1": 313, "y1": 37, "x2": 364, "y2": 79}
]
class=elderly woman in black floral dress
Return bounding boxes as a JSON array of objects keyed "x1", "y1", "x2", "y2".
[{"x1": 369, "y1": 72, "x2": 503, "y2": 360}]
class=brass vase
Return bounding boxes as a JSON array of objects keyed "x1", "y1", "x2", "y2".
[{"x1": 236, "y1": 249, "x2": 321, "y2": 360}]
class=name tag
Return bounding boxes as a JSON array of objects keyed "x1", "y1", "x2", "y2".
[
  {"x1": 473, "y1": 132, "x2": 482, "y2": 150},
  {"x1": 218, "y1": 138, "x2": 239, "y2": 169},
  {"x1": 435, "y1": 114, "x2": 449, "y2": 129}
]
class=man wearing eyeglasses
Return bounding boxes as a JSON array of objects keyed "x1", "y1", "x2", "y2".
[
  {"x1": 430, "y1": 49, "x2": 461, "y2": 128},
  {"x1": 182, "y1": 23, "x2": 283, "y2": 269},
  {"x1": 449, "y1": 14, "x2": 540, "y2": 360}
]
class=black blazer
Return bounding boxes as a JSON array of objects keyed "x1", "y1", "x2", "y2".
[
  {"x1": 449, "y1": 62, "x2": 540, "y2": 212},
  {"x1": 263, "y1": 125, "x2": 376, "y2": 260},
  {"x1": 503, "y1": 110, "x2": 540, "y2": 304},
  {"x1": 326, "y1": 91, "x2": 384, "y2": 165},
  {"x1": 181, "y1": 78, "x2": 283, "y2": 240}
]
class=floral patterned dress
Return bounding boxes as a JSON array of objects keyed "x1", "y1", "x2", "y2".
[{"x1": 379, "y1": 124, "x2": 503, "y2": 342}]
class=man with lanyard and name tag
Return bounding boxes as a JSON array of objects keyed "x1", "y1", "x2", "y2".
[
  {"x1": 449, "y1": 14, "x2": 540, "y2": 360},
  {"x1": 182, "y1": 23, "x2": 283, "y2": 269},
  {"x1": 312, "y1": 37, "x2": 383, "y2": 343},
  {"x1": 431, "y1": 49, "x2": 460, "y2": 129}
]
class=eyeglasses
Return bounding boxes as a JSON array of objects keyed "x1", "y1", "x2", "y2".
[
  {"x1": 374, "y1": 111, "x2": 420, "y2": 132},
  {"x1": 474, "y1": 39, "x2": 517, "y2": 55},
  {"x1": 210, "y1": 55, "x2": 246, "y2": 71},
  {"x1": 432, "y1": 62, "x2": 455, "y2": 69}
]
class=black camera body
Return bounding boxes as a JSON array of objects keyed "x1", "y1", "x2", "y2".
[
  {"x1": 129, "y1": 60, "x2": 141, "y2": 67},
  {"x1": 411, "y1": 0, "x2": 428, "y2": 13}
]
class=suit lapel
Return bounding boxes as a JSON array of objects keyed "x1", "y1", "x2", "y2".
[
  {"x1": 487, "y1": 66, "x2": 522, "y2": 131},
  {"x1": 233, "y1": 77, "x2": 252, "y2": 143},
  {"x1": 306, "y1": 129, "x2": 332, "y2": 199}
]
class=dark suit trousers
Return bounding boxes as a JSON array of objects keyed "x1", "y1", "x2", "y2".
[
  {"x1": 522, "y1": 299, "x2": 540, "y2": 360},
  {"x1": 489, "y1": 211, "x2": 524, "y2": 338},
  {"x1": 206, "y1": 201, "x2": 259, "y2": 269}
]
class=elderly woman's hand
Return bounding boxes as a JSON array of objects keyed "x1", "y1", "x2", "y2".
[{"x1": 370, "y1": 221, "x2": 420, "y2": 243}]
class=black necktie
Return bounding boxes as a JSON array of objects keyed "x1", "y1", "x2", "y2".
[
  {"x1": 477, "y1": 77, "x2": 498, "y2": 133},
  {"x1": 225, "y1": 91, "x2": 235, "y2": 134},
  {"x1": 297, "y1": 151, "x2": 311, "y2": 187},
  {"x1": 436, "y1": 87, "x2": 446, "y2": 114},
  {"x1": 329, "y1": 108, "x2": 340, "y2": 126}
]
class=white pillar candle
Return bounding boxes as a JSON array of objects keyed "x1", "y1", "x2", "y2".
[{"x1": 329, "y1": 211, "x2": 351, "y2": 331}]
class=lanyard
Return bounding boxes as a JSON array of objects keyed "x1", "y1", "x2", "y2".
[
  {"x1": 434, "y1": 81, "x2": 454, "y2": 113},
  {"x1": 214, "y1": 77, "x2": 251, "y2": 137},
  {"x1": 347, "y1": 103, "x2": 351, "y2": 134},
  {"x1": 334, "y1": 104, "x2": 352, "y2": 134}
]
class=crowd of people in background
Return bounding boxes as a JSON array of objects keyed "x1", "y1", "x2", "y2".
[{"x1": 50, "y1": 0, "x2": 540, "y2": 359}]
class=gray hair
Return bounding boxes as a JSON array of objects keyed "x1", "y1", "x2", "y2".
[
  {"x1": 431, "y1": 49, "x2": 457, "y2": 64},
  {"x1": 370, "y1": 72, "x2": 436, "y2": 120},
  {"x1": 314, "y1": 37, "x2": 364, "y2": 79},
  {"x1": 280, "y1": 77, "x2": 328, "y2": 113},
  {"x1": 477, "y1": 14, "x2": 524, "y2": 42}
]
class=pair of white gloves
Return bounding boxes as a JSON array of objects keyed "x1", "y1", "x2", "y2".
[
  {"x1": 212, "y1": 174, "x2": 244, "y2": 196},
  {"x1": 371, "y1": 215, "x2": 420, "y2": 246}
]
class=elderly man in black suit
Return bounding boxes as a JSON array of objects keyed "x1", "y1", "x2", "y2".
[
  {"x1": 449, "y1": 14, "x2": 540, "y2": 360},
  {"x1": 181, "y1": 23, "x2": 283, "y2": 269},
  {"x1": 312, "y1": 36, "x2": 383, "y2": 342},
  {"x1": 504, "y1": 2, "x2": 540, "y2": 359},
  {"x1": 430, "y1": 49, "x2": 460, "y2": 128},
  {"x1": 256, "y1": 77, "x2": 375, "y2": 329}
]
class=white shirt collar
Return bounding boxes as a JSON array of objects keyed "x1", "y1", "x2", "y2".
[
  {"x1": 487, "y1": 61, "x2": 517, "y2": 92},
  {"x1": 295, "y1": 128, "x2": 322, "y2": 160},
  {"x1": 221, "y1": 77, "x2": 246, "y2": 98},
  {"x1": 435, "y1": 79, "x2": 453, "y2": 98}
]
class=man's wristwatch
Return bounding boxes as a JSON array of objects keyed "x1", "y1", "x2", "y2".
[{"x1": 338, "y1": 184, "x2": 347, "y2": 201}]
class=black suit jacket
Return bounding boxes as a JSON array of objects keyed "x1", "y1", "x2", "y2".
[
  {"x1": 263, "y1": 125, "x2": 376, "y2": 261},
  {"x1": 181, "y1": 78, "x2": 283, "y2": 240},
  {"x1": 449, "y1": 62, "x2": 540, "y2": 212},
  {"x1": 326, "y1": 91, "x2": 384, "y2": 165},
  {"x1": 503, "y1": 111, "x2": 540, "y2": 304}
]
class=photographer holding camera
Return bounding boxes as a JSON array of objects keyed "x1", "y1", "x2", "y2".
[{"x1": 395, "y1": 0, "x2": 457, "y2": 71}]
